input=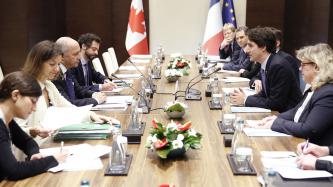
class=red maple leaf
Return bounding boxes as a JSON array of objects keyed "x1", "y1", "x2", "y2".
[{"x1": 129, "y1": 6, "x2": 146, "y2": 34}]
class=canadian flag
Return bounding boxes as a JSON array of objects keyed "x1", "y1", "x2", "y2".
[
  {"x1": 125, "y1": 0, "x2": 149, "y2": 55},
  {"x1": 202, "y1": 0, "x2": 223, "y2": 55}
]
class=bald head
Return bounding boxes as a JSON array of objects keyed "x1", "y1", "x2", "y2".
[{"x1": 56, "y1": 37, "x2": 81, "y2": 68}]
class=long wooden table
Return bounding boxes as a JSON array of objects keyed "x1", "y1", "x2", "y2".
[{"x1": 0, "y1": 56, "x2": 303, "y2": 187}]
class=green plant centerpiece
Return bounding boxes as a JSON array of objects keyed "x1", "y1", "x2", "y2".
[
  {"x1": 145, "y1": 119, "x2": 202, "y2": 159},
  {"x1": 164, "y1": 101, "x2": 187, "y2": 119},
  {"x1": 166, "y1": 56, "x2": 191, "y2": 77}
]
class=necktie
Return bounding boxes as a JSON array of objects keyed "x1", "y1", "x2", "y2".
[
  {"x1": 260, "y1": 69, "x2": 268, "y2": 96},
  {"x1": 65, "y1": 73, "x2": 76, "y2": 100},
  {"x1": 84, "y1": 64, "x2": 89, "y2": 86}
]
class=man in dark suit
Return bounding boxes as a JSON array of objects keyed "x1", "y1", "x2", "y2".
[
  {"x1": 230, "y1": 27, "x2": 302, "y2": 113},
  {"x1": 223, "y1": 26, "x2": 253, "y2": 71},
  {"x1": 219, "y1": 23, "x2": 241, "y2": 61},
  {"x1": 68, "y1": 33, "x2": 116, "y2": 92},
  {"x1": 53, "y1": 37, "x2": 106, "y2": 106}
]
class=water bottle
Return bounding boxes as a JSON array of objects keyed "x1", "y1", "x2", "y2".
[
  {"x1": 211, "y1": 77, "x2": 221, "y2": 105},
  {"x1": 129, "y1": 99, "x2": 139, "y2": 130},
  {"x1": 109, "y1": 128, "x2": 126, "y2": 172},
  {"x1": 231, "y1": 117, "x2": 246, "y2": 154}
]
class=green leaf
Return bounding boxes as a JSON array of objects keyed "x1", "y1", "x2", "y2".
[
  {"x1": 156, "y1": 149, "x2": 171, "y2": 159},
  {"x1": 166, "y1": 103, "x2": 185, "y2": 112}
]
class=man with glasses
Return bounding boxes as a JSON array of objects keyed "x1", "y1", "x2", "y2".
[{"x1": 68, "y1": 33, "x2": 116, "y2": 92}]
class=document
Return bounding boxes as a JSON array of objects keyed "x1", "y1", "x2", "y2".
[
  {"x1": 223, "y1": 77, "x2": 250, "y2": 83},
  {"x1": 118, "y1": 66, "x2": 145, "y2": 71},
  {"x1": 129, "y1": 59, "x2": 150, "y2": 64},
  {"x1": 101, "y1": 87, "x2": 126, "y2": 94},
  {"x1": 113, "y1": 73, "x2": 142, "y2": 79},
  {"x1": 106, "y1": 95, "x2": 133, "y2": 104},
  {"x1": 222, "y1": 87, "x2": 256, "y2": 97},
  {"x1": 261, "y1": 151, "x2": 333, "y2": 179},
  {"x1": 231, "y1": 107, "x2": 271, "y2": 113},
  {"x1": 40, "y1": 105, "x2": 92, "y2": 130},
  {"x1": 218, "y1": 69, "x2": 240, "y2": 74},
  {"x1": 243, "y1": 128, "x2": 290, "y2": 137},
  {"x1": 40, "y1": 144, "x2": 111, "y2": 172},
  {"x1": 91, "y1": 103, "x2": 128, "y2": 111}
]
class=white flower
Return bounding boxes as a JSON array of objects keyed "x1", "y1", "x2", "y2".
[
  {"x1": 165, "y1": 69, "x2": 182, "y2": 77},
  {"x1": 172, "y1": 139, "x2": 184, "y2": 149},
  {"x1": 147, "y1": 134, "x2": 158, "y2": 143},
  {"x1": 177, "y1": 134, "x2": 184, "y2": 141},
  {"x1": 188, "y1": 128, "x2": 197, "y2": 137},
  {"x1": 166, "y1": 121, "x2": 178, "y2": 131}
]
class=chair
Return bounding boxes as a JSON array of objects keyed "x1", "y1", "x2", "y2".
[
  {"x1": 108, "y1": 47, "x2": 119, "y2": 71},
  {"x1": 92, "y1": 58, "x2": 105, "y2": 76},
  {"x1": 0, "y1": 65, "x2": 4, "y2": 82},
  {"x1": 102, "y1": 52, "x2": 117, "y2": 77}
]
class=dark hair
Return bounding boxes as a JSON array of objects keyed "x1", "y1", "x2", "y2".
[
  {"x1": 246, "y1": 27, "x2": 277, "y2": 53},
  {"x1": 266, "y1": 27, "x2": 283, "y2": 48},
  {"x1": 78, "y1": 33, "x2": 102, "y2": 48},
  {"x1": 0, "y1": 71, "x2": 42, "y2": 102},
  {"x1": 22, "y1": 40, "x2": 63, "y2": 79},
  {"x1": 236, "y1": 26, "x2": 248, "y2": 33}
]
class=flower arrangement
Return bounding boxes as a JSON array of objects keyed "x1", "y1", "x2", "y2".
[
  {"x1": 164, "y1": 69, "x2": 182, "y2": 82},
  {"x1": 145, "y1": 119, "x2": 202, "y2": 159},
  {"x1": 167, "y1": 56, "x2": 191, "y2": 70}
]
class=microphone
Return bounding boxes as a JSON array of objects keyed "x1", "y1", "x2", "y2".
[
  {"x1": 110, "y1": 74, "x2": 150, "y2": 114},
  {"x1": 185, "y1": 67, "x2": 221, "y2": 100},
  {"x1": 127, "y1": 58, "x2": 156, "y2": 93}
]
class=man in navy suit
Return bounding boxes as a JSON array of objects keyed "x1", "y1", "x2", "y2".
[
  {"x1": 219, "y1": 23, "x2": 241, "y2": 61},
  {"x1": 68, "y1": 33, "x2": 115, "y2": 92},
  {"x1": 223, "y1": 26, "x2": 253, "y2": 71},
  {"x1": 53, "y1": 37, "x2": 106, "y2": 106},
  {"x1": 230, "y1": 27, "x2": 302, "y2": 112}
]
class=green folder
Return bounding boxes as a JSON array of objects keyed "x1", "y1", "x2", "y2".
[{"x1": 58, "y1": 123, "x2": 111, "y2": 132}]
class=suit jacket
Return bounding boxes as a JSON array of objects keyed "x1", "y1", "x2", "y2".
[
  {"x1": 68, "y1": 60, "x2": 107, "y2": 92},
  {"x1": 223, "y1": 49, "x2": 252, "y2": 71},
  {"x1": 272, "y1": 84, "x2": 333, "y2": 146},
  {"x1": 219, "y1": 39, "x2": 241, "y2": 61},
  {"x1": 245, "y1": 54, "x2": 302, "y2": 112},
  {"x1": 277, "y1": 50, "x2": 300, "y2": 84},
  {"x1": 0, "y1": 119, "x2": 58, "y2": 181},
  {"x1": 52, "y1": 71, "x2": 98, "y2": 106},
  {"x1": 241, "y1": 61, "x2": 261, "y2": 85}
]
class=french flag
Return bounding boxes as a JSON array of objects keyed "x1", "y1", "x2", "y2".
[{"x1": 202, "y1": 0, "x2": 223, "y2": 55}]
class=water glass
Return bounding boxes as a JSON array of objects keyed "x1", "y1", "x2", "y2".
[
  {"x1": 223, "y1": 113, "x2": 236, "y2": 132},
  {"x1": 235, "y1": 147, "x2": 253, "y2": 172}
]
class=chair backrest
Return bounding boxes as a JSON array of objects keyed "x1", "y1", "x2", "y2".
[
  {"x1": 92, "y1": 58, "x2": 105, "y2": 76},
  {"x1": 107, "y1": 47, "x2": 119, "y2": 70},
  {"x1": 0, "y1": 65, "x2": 4, "y2": 82},
  {"x1": 102, "y1": 52, "x2": 116, "y2": 77}
]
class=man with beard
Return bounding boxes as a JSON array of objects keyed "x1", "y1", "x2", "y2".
[{"x1": 69, "y1": 33, "x2": 116, "y2": 92}]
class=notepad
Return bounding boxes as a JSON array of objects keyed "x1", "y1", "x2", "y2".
[
  {"x1": 222, "y1": 87, "x2": 256, "y2": 97},
  {"x1": 231, "y1": 107, "x2": 271, "y2": 113},
  {"x1": 118, "y1": 66, "x2": 145, "y2": 71},
  {"x1": 91, "y1": 103, "x2": 128, "y2": 111},
  {"x1": 218, "y1": 69, "x2": 240, "y2": 74},
  {"x1": 113, "y1": 74, "x2": 142, "y2": 79},
  {"x1": 223, "y1": 77, "x2": 250, "y2": 83},
  {"x1": 106, "y1": 95, "x2": 133, "y2": 104},
  {"x1": 243, "y1": 128, "x2": 290, "y2": 137}
]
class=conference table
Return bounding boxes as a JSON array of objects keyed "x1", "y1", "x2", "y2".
[{"x1": 0, "y1": 55, "x2": 304, "y2": 187}]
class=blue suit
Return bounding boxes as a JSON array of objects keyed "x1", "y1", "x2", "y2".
[
  {"x1": 272, "y1": 84, "x2": 333, "y2": 146},
  {"x1": 245, "y1": 54, "x2": 302, "y2": 112},
  {"x1": 68, "y1": 60, "x2": 107, "y2": 92},
  {"x1": 223, "y1": 49, "x2": 252, "y2": 71},
  {"x1": 219, "y1": 39, "x2": 241, "y2": 61}
]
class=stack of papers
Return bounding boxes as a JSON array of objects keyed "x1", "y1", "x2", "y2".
[
  {"x1": 231, "y1": 107, "x2": 271, "y2": 113},
  {"x1": 91, "y1": 103, "x2": 128, "y2": 111},
  {"x1": 223, "y1": 77, "x2": 250, "y2": 83},
  {"x1": 243, "y1": 127, "x2": 290, "y2": 137},
  {"x1": 222, "y1": 87, "x2": 256, "y2": 97},
  {"x1": 118, "y1": 66, "x2": 145, "y2": 71},
  {"x1": 261, "y1": 151, "x2": 333, "y2": 179},
  {"x1": 113, "y1": 74, "x2": 142, "y2": 79},
  {"x1": 106, "y1": 95, "x2": 133, "y2": 104},
  {"x1": 53, "y1": 123, "x2": 113, "y2": 141},
  {"x1": 218, "y1": 69, "x2": 240, "y2": 74},
  {"x1": 40, "y1": 144, "x2": 110, "y2": 172}
]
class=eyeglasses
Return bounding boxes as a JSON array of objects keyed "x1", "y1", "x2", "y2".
[{"x1": 300, "y1": 62, "x2": 316, "y2": 67}]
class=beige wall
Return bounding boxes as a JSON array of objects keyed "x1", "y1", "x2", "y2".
[{"x1": 149, "y1": 0, "x2": 247, "y2": 55}]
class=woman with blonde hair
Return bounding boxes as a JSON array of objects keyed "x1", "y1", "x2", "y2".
[{"x1": 256, "y1": 43, "x2": 333, "y2": 146}]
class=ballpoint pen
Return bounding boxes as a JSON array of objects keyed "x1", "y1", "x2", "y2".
[
  {"x1": 302, "y1": 138, "x2": 310, "y2": 155},
  {"x1": 60, "y1": 141, "x2": 64, "y2": 153}
]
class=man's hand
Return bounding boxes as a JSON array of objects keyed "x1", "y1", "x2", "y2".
[
  {"x1": 101, "y1": 82, "x2": 117, "y2": 91},
  {"x1": 92, "y1": 92, "x2": 106, "y2": 104},
  {"x1": 230, "y1": 88, "x2": 246, "y2": 106}
]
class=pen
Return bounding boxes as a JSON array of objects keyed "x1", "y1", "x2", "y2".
[
  {"x1": 60, "y1": 141, "x2": 64, "y2": 153},
  {"x1": 302, "y1": 139, "x2": 309, "y2": 154}
]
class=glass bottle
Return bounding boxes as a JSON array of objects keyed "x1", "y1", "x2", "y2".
[
  {"x1": 109, "y1": 128, "x2": 126, "y2": 172},
  {"x1": 129, "y1": 99, "x2": 139, "y2": 130},
  {"x1": 211, "y1": 77, "x2": 221, "y2": 106}
]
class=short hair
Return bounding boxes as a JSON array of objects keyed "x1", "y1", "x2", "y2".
[
  {"x1": 235, "y1": 26, "x2": 248, "y2": 33},
  {"x1": 296, "y1": 43, "x2": 333, "y2": 90},
  {"x1": 78, "y1": 33, "x2": 102, "y2": 48},
  {"x1": 0, "y1": 71, "x2": 42, "y2": 102},
  {"x1": 56, "y1": 37, "x2": 77, "y2": 54},
  {"x1": 266, "y1": 27, "x2": 283, "y2": 47},
  {"x1": 246, "y1": 27, "x2": 276, "y2": 53},
  {"x1": 22, "y1": 40, "x2": 62, "y2": 79},
  {"x1": 223, "y1": 23, "x2": 236, "y2": 33}
]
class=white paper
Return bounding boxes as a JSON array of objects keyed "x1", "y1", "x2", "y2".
[
  {"x1": 106, "y1": 96, "x2": 133, "y2": 104},
  {"x1": 275, "y1": 167, "x2": 333, "y2": 179},
  {"x1": 243, "y1": 128, "x2": 290, "y2": 137},
  {"x1": 223, "y1": 77, "x2": 250, "y2": 83},
  {"x1": 207, "y1": 55, "x2": 221, "y2": 61},
  {"x1": 129, "y1": 59, "x2": 150, "y2": 64},
  {"x1": 130, "y1": 54, "x2": 152, "y2": 59},
  {"x1": 41, "y1": 144, "x2": 110, "y2": 172},
  {"x1": 101, "y1": 87, "x2": 125, "y2": 94},
  {"x1": 231, "y1": 107, "x2": 271, "y2": 113},
  {"x1": 222, "y1": 87, "x2": 256, "y2": 97},
  {"x1": 40, "y1": 105, "x2": 92, "y2": 130},
  {"x1": 218, "y1": 69, "x2": 240, "y2": 74},
  {"x1": 113, "y1": 74, "x2": 142, "y2": 79},
  {"x1": 118, "y1": 66, "x2": 145, "y2": 71},
  {"x1": 91, "y1": 103, "x2": 128, "y2": 111},
  {"x1": 261, "y1": 151, "x2": 297, "y2": 158}
]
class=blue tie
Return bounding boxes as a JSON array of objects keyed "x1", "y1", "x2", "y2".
[
  {"x1": 65, "y1": 74, "x2": 76, "y2": 100},
  {"x1": 84, "y1": 64, "x2": 89, "y2": 86},
  {"x1": 260, "y1": 69, "x2": 268, "y2": 96}
]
